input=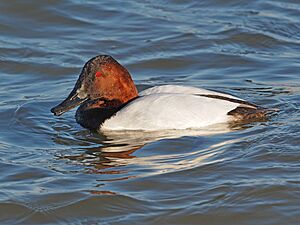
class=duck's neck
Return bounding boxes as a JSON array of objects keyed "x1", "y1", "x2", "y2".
[
  {"x1": 75, "y1": 99, "x2": 119, "y2": 130},
  {"x1": 75, "y1": 96, "x2": 138, "y2": 131}
]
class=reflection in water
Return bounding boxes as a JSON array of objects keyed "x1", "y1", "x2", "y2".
[{"x1": 58, "y1": 123, "x2": 244, "y2": 180}]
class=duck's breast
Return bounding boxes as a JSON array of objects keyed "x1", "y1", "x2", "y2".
[{"x1": 101, "y1": 92, "x2": 240, "y2": 131}]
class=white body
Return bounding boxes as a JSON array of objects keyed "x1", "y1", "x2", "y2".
[{"x1": 101, "y1": 85, "x2": 244, "y2": 131}]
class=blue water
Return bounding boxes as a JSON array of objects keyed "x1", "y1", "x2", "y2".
[{"x1": 0, "y1": 0, "x2": 300, "y2": 224}]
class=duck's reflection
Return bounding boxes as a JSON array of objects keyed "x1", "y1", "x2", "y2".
[
  {"x1": 57, "y1": 123, "x2": 244, "y2": 175},
  {"x1": 53, "y1": 122, "x2": 256, "y2": 195}
]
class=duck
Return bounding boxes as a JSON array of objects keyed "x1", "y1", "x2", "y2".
[{"x1": 51, "y1": 55, "x2": 270, "y2": 131}]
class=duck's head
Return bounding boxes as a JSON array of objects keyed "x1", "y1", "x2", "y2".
[{"x1": 51, "y1": 55, "x2": 138, "y2": 116}]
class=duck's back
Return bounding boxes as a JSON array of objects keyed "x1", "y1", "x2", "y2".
[
  {"x1": 139, "y1": 85, "x2": 242, "y2": 100},
  {"x1": 101, "y1": 85, "x2": 246, "y2": 131}
]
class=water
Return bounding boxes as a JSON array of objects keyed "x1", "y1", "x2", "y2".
[{"x1": 1, "y1": 0, "x2": 300, "y2": 224}]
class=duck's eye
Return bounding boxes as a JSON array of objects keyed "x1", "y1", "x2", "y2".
[{"x1": 95, "y1": 71, "x2": 103, "y2": 77}]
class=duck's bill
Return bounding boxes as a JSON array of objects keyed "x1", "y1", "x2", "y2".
[{"x1": 51, "y1": 90, "x2": 88, "y2": 116}]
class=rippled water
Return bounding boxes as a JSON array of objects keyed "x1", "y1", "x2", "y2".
[{"x1": 1, "y1": 0, "x2": 300, "y2": 224}]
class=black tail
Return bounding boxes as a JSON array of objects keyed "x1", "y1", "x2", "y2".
[{"x1": 228, "y1": 106, "x2": 279, "y2": 121}]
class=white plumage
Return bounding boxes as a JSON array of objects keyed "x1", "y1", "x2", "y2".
[{"x1": 101, "y1": 85, "x2": 242, "y2": 131}]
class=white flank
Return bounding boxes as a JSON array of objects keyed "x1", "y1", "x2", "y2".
[{"x1": 101, "y1": 85, "x2": 243, "y2": 131}]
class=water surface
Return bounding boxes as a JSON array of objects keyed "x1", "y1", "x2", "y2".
[{"x1": 0, "y1": 0, "x2": 300, "y2": 224}]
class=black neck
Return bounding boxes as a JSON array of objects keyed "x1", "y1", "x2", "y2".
[{"x1": 75, "y1": 97, "x2": 138, "y2": 131}]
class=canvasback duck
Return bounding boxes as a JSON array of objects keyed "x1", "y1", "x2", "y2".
[{"x1": 51, "y1": 55, "x2": 269, "y2": 131}]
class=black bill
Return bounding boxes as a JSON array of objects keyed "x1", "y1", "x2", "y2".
[{"x1": 51, "y1": 89, "x2": 88, "y2": 116}]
